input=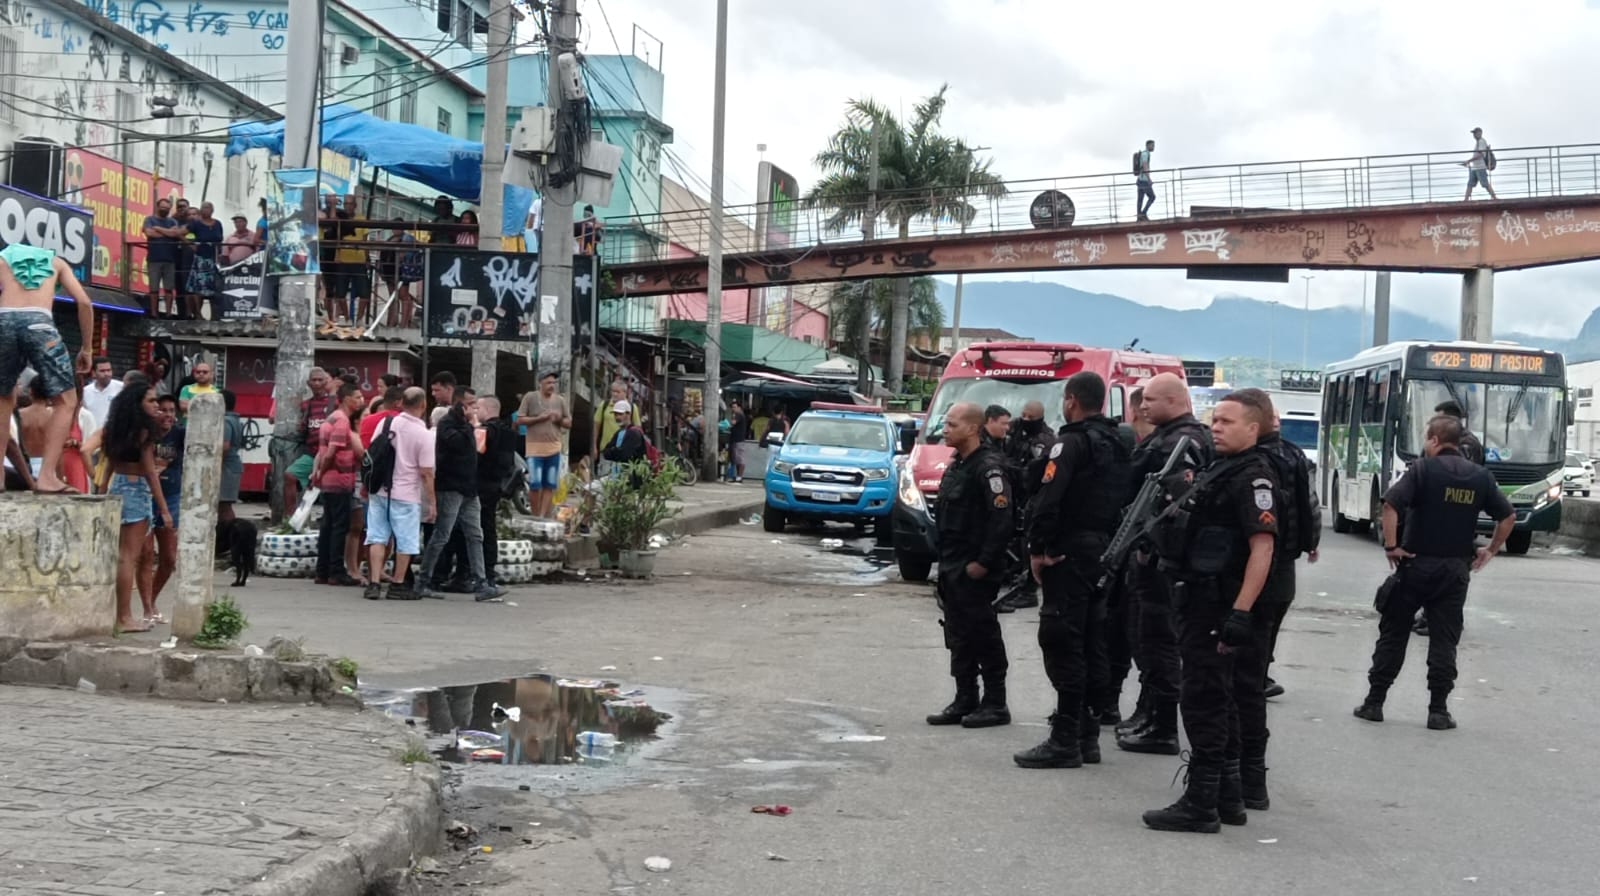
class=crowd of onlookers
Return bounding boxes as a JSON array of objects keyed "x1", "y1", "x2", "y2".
[{"x1": 141, "y1": 195, "x2": 267, "y2": 321}]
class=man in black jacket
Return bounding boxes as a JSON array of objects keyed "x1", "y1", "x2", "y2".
[
  {"x1": 1014, "y1": 374, "x2": 1131, "y2": 769},
  {"x1": 475, "y1": 396, "x2": 522, "y2": 587},
  {"x1": 601, "y1": 400, "x2": 647, "y2": 470},
  {"x1": 416, "y1": 387, "x2": 503, "y2": 601}
]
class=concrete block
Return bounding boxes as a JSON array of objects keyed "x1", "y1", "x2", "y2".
[
  {"x1": 194, "y1": 654, "x2": 251, "y2": 702},
  {"x1": 63, "y1": 645, "x2": 157, "y2": 695},
  {"x1": 245, "y1": 656, "x2": 283, "y2": 701},
  {"x1": 23, "y1": 642, "x2": 70, "y2": 661},
  {"x1": 0, "y1": 636, "x2": 26, "y2": 663},
  {"x1": 565, "y1": 533, "x2": 600, "y2": 569},
  {"x1": 0, "y1": 494, "x2": 119, "y2": 640},
  {"x1": 155, "y1": 652, "x2": 201, "y2": 701},
  {"x1": 0, "y1": 654, "x2": 67, "y2": 687},
  {"x1": 278, "y1": 661, "x2": 328, "y2": 698}
]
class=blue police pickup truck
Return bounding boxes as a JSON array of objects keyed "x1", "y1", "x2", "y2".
[{"x1": 761, "y1": 403, "x2": 908, "y2": 537}]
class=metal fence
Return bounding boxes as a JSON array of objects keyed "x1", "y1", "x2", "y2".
[{"x1": 600, "y1": 143, "x2": 1600, "y2": 267}]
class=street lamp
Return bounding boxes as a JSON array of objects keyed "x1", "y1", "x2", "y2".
[
  {"x1": 949, "y1": 144, "x2": 992, "y2": 354},
  {"x1": 1300, "y1": 274, "x2": 1315, "y2": 369}
]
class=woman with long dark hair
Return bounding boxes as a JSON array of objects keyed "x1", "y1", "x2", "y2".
[
  {"x1": 455, "y1": 210, "x2": 480, "y2": 247},
  {"x1": 101, "y1": 382, "x2": 172, "y2": 632}
]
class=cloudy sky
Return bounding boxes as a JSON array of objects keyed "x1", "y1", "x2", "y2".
[{"x1": 583, "y1": 0, "x2": 1600, "y2": 339}]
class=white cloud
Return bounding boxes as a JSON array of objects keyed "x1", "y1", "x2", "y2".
[{"x1": 588, "y1": 0, "x2": 1600, "y2": 337}]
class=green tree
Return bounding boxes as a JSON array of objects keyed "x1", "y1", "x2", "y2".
[
  {"x1": 807, "y1": 85, "x2": 1004, "y2": 392},
  {"x1": 830, "y1": 277, "x2": 945, "y2": 375}
]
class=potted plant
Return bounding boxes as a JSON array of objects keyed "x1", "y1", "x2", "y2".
[{"x1": 595, "y1": 459, "x2": 682, "y2": 578}]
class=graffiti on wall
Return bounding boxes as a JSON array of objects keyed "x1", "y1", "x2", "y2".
[{"x1": 73, "y1": 0, "x2": 289, "y2": 52}]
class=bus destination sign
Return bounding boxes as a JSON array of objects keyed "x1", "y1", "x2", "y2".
[{"x1": 1423, "y1": 349, "x2": 1547, "y2": 375}]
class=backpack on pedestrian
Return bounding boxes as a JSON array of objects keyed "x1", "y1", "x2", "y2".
[
  {"x1": 1132, "y1": 150, "x2": 1143, "y2": 175},
  {"x1": 362, "y1": 415, "x2": 398, "y2": 495},
  {"x1": 628, "y1": 425, "x2": 663, "y2": 473},
  {"x1": 1484, "y1": 145, "x2": 1497, "y2": 171}
]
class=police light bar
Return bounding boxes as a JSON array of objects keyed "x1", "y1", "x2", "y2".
[{"x1": 810, "y1": 402, "x2": 883, "y2": 413}]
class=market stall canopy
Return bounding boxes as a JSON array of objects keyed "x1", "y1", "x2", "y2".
[{"x1": 224, "y1": 104, "x2": 532, "y2": 224}]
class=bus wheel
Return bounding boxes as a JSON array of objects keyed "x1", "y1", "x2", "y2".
[
  {"x1": 1506, "y1": 530, "x2": 1533, "y2": 555},
  {"x1": 1332, "y1": 482, "x2": 1353, "y2": 533}
]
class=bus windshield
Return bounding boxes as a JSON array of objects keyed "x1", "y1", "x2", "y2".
[
  {"x1": 1402, "y1": 378, "x2": 1564, "y2": 464},
  {"x1": 925, "y1": 377, "x2": 1067, "y2": 438},
  {"x1": 1279, "y1": 417, "x2": 1319, "y2": 451}
]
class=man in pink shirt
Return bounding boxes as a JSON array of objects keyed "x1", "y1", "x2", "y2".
[
  {"x1": 313, "y1": 382, "x2": 365, "y2": 585},
  {"x1": 365, "y1": 387, "x2": 435, "y2": 600}
]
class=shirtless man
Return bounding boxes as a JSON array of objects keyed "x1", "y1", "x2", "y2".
[{"x1": 0, "y1": 245, "x2": 95, "y2": 493}]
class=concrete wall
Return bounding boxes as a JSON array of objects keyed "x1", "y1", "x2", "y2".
[
  {"x1": 0, "y1": 495, "x2": 120, "y2": 640},
  {"x1": 1558, "y1": 497, "x2": 1600, "y2": 543}
]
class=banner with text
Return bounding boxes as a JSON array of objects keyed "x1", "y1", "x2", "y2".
[
  {"x1": 0, "y1": 183, "x2": 93, "y2": 284},
  {"x1": 59, "y1": 147, "x2": 181, "y2": 294},
  {"x1": 216, "y1": 251, "x2": 274, "y2": 319}
]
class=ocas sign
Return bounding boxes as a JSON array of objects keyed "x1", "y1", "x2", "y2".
[{"x1": 0, "y1": 185, "x2": 93, "y2": 269}]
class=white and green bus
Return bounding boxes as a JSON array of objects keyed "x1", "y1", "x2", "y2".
[{"x1": 1320, "y1": 341, "x2": 1569, "y2": 555}]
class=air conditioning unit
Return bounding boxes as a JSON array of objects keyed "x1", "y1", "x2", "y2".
[{"x1": 340, "y1": 44, "x2": 360, "y2": 65}]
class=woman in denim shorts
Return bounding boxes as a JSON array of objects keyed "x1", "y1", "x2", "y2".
[{"x1": 101, "y1": 382, "x2": 172, "y2": 632}]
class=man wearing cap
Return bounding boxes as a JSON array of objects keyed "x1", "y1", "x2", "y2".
[
  {"x1": 1464, "y1": 127, "x2": 1497, "y2": 200},
  {"x1": 222, "y1": 214, "x2": 259, "y2": 265},
  {"x1": 601, "y1": 400, "x2": 647, "y2": 473}
]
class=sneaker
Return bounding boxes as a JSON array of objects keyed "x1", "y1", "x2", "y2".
[
  {"x1": 363, "y1": 582, "x2": 383, "y2": 601},
  {"x1": 386, "y1": 585, "x2": 420, "y2": 601},
  {"x1": 331, "y1": 573, "x2": 362, "y2": 587},
  {"x1": 1427, "y1": 709, "x2": 1457, "y2": 730},
  {"x1": 1263, "y1": 678, "x2": 1285, "y2": 699},
  {"x1": 1353, "y1": 703, "x2": 1385, "y2": 723},
  {"x1": 474, "y1": 587, "x2": 506, "y2": 603},
  {"x1": 414, "y1": 584, "x2": 445, "y2": 600}
]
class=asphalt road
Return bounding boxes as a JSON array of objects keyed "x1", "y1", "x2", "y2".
[{"x1": 226, "y1": 521, "x2": 1600, "y2": 895}]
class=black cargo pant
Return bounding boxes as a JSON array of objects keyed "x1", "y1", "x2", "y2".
[
  {"x1": 1039, "y1": 551, "x2": 1107, "y2": 723},
  {"x1": 1100, "y1": 564, "x2": 1136, "y2": 713},
  {"x1": 1261, "y1": 559, "x2": 1296, "y2": 672},
  {"x1": 1367, "y1": 555, "x2": 1470, "y2": 706},
  {"x1": 1133, "y1": 556, "x2": 1182, "y2": 706},
  {"x1": 937, "y1": 564, "x2": 1008, "y2": 700},
  {"x1": 1175, "y1": 574, "x2": 1274, "y2": 765}
]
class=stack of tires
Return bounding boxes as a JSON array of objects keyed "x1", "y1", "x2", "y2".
[
  {"x1": 497, "y1": 519, "x2": 565, "y2": 584},
  {"x1": 258, "y1": 531, "x2": 318, "y2": 578}
]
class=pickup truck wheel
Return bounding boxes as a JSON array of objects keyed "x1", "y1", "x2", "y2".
[
  {"x1": 762, "y1": 503, "x2": 786, "y2": 533},
  {"x1": 897, "y1": 553, "x2": 932, "y2": 582}
]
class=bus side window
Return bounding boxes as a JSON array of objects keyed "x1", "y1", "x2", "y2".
[{"x1": 1109, "y1": 387, "x2": 1124, "y2": 423}]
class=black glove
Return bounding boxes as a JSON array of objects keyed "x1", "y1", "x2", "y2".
[{"x1": 1218, "y1": 609, "x2": 1254, "y2": 648}]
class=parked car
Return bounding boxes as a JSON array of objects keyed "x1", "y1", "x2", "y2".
[
  {"x1": 1564, "y1": 450, "x2": 1594, "y2": 497},
  {"x1": 761, "y1": 403, "x2": 904, "y2": 537}
]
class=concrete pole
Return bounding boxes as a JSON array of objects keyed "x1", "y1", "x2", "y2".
[
  {"x1": 701, "y1": 0, "x2": 727, "y2": 481},
  {"x1": 1372, "y1": 271, "x2": 1392, "y2": 346},
  {"x1": 470, "y1": 0, "x2": 514, "y2": 399},
  {"x1": 858, "y1": 123, "x2": 879, "y2": 394},
  {"x1": 1460, "y1": 268, "x2": 1494, "y2": 342},
  {"x1": 173, "y1": 393, "x2": 224, "y2": 641},
  {"x1": 268, "y1": 0, "x2": 324, "y2": 523},
  {"x1": 538, "y1": 0, "x2": 578, "y2": 413},
  {"x1": 1300, "y1": 274, "x2": 1314, "y2": 368}
]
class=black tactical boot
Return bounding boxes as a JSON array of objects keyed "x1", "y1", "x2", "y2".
[
  {"x1": 1353, "y1": 702, "x2": 1385, "y2": 723},
  {"x1": 1117, "y1": 701, "x2": 1181, "y2": 755},
  {"x1": 1013, "y1": 713, "x2": 1082, "y2": 768},
  {"x1": 1115, "y1": 693, "x2": 1150, "y2": 737},
  {"x1": 1240, "y1": 755, "x2": 1270, "y2": 810},
  {"x1": 1263, "y1": 677, "x2": 1285, "y2": 699},
  {"x1": 1078, "y1": 707, "x2": 1102, "y2": 764},
  {"x1": 926, "y1": 683, "x2": 980, "y2": 726},
  {"x1": 1427, "y1": 708, "x2": 1457, "y2": 730},
  {"x1": 962, "y1": 685, "x2": 1011, "y2": 728},
  {"x1": 1218, "y1": 759, "x2": 1248, "y2": 826},
  {"x1": 1142, "y1": 762, "x2": 1222, "y2": 834}
]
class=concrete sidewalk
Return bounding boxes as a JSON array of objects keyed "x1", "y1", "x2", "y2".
[
  {"x1": 661, "y1": 479, "x2": 764, "y2": 537},
  {"x1": 0, "y1": 685, "x2": 439, "y2": 896}
]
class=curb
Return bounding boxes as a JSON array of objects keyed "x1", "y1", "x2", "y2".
[
  {"x1": 662, "y1": 495, "x2": 764, "y2": 539},
  {"x1": 241, "y1": 759, "x2": 443, "y2": 896}
]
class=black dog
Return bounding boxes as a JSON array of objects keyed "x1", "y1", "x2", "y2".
[{"x1": 217, "y1": 519, "x2": 259, "y2": 587}]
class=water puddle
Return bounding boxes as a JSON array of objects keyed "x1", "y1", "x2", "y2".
[
  {"x1": 363, "y1": 674, "x2": 673, "y2": 768},
  {"x1": 806, "y1": 533, "x2": 896, "y2": 585}
]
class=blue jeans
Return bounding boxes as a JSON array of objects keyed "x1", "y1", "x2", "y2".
[
  {"x1": 1136, "y1": 179, "x2": 1156, "y2": 216},
  {"x1": 1467, "y1": 168, "x2": 1492, "y2": 190}
]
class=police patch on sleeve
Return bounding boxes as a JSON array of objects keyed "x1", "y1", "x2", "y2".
[
  {"x1": 1049, "y1": 442, "x2": 1064, "y2": 459},
  {"x1": 989, "y1": 474, "x2": 1005, "y2": 494},
  {"x1": 1254, "y1": 488, "x2": 1274, "y2": 510}
]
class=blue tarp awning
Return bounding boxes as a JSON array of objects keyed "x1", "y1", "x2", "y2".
[{"x1": 226, "y1": 103, "x2": 532, "y2": 233}]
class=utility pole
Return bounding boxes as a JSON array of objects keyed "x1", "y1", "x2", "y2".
[
  {"x1": 949, "y1": 145, "x2": 990, "y2": 356},
  {"x1": 701, "y1": 0, "x2": 728, "y2": 481},
  {"x1": 268, "y1": 0, "x2": 323, "y2": 522},
  {"x1": 471, "y1": 0, "x2": 513, "y2": 397},
  {"x1": 1300, "y1": 273, "x2": 1314, "y2": 369},
  {"x1": 858, "y1": 121, "x2": 879, "y2": 394},
  {"x1": 538, "y1": 0, "x2": 578, "y2": 414}
]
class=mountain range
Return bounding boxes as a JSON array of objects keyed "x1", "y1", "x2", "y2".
[{"x1": 933, "y1": 280, "x2": 1600, "y2": 371}]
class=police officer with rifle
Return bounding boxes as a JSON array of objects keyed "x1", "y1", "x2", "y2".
[
  {"x1": 996, "y1": 400, "x2": 1056, "y2": 613},
  {"x1": 925, "y1": 402, "x2": 1016, "y2": 730},
  {"x1": 1117, "y1": 373, "x2": 1213, "y2": 756},
  {"x1": 1355, "y1": 413, "x2": 1513, "y2": 731},
  {"x1": 1013, "y1": 374, "x2": 1130, "y2": 769},
  {"x1": 1142, "y1": 390, "x2": 1278, "y2": 834}
]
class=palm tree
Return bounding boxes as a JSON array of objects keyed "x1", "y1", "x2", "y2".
[
  {"x1": 807, "y1": 85, "x2": 1004, "y2": 392},
  {"x1": 830, "y1": 277, "x2": 945, "y2": 364}
]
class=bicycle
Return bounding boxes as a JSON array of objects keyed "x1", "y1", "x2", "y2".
[{"x1": 664, "y1": 430, "x2": 701, "y2": 486}]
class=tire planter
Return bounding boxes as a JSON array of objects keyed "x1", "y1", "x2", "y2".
[
  {"x1": 499, "y1": 539, "x2": 536, "y2": 563},
  {"x1": 261, "y1": 532, "x2": 319, "y2": 559},
  {"x1": 521, "y1": 520, "x2": 566, "y2": 543},
  {"x1": 259, "y1": 555, "x2": 317, "y2": 578},
  {"x1": 496, "y1": 560, "x2": 561, "y2": 584}
]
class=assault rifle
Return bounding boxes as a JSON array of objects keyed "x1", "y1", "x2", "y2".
[{"x1": 1097, "y1": 436, "x2": 1195, "y2": 602}]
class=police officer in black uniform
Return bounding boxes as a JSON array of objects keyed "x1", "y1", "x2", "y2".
[
  {"x1": 996, "y1": 400, "x2": 1057, "y2": 612},
  {"x1": 1013, "y1": 373, "x2": 1131, "y2": 769},
  {"x1": 926, "y1": 401, "x2": 1016, "y2": 729},
  {"x1": 1413, "y1": 400, "x2": 1486, "y2": 637},
  {"x1": 1355, "y1": 414, "x2": 1513, "y2": 731},
  {"x1": 1118, "y1": 373, "x2": 1213, "y2": 756},
  {"x1": 1143, "y1": 390, "x2": 1278, "y2": 834},
  {"x1": 982, "y1": 404, "x2": 1011, "y2": 451}
]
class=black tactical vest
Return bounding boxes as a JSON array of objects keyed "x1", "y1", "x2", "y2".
[{"x1": 1402, "y1": 456, "x2": 1495, "y2": 557}]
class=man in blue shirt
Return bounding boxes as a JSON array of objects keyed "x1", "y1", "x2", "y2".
[{"x1": 142, "y1": 198, "x2": 184, "y2": 318}]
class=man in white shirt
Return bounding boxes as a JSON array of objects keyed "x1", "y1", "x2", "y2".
[
  {"x1": 81, "y1": 356, "x2": 122, "y2": 431},
  {"x1": 1465, "y1": 127, "x2": 1497, "y2": 200}
]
